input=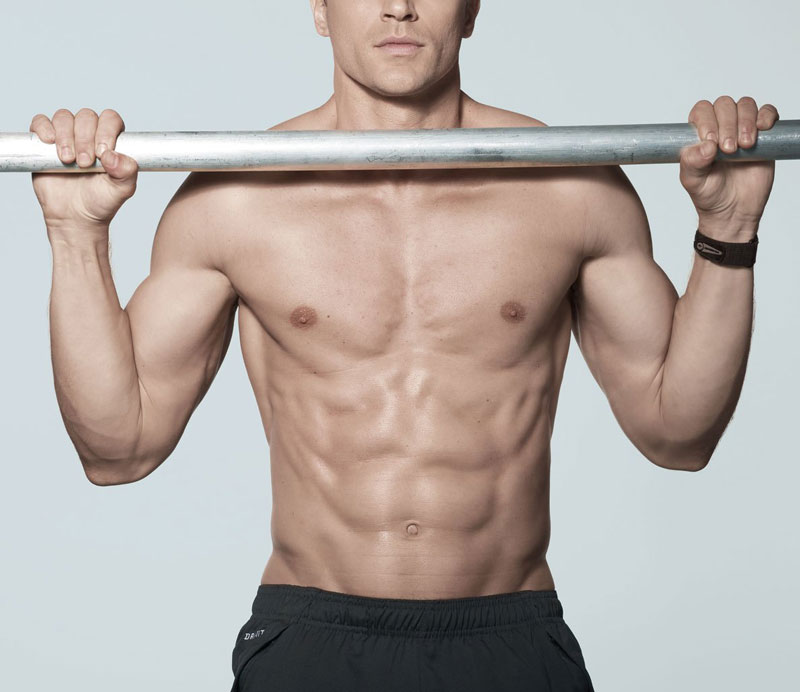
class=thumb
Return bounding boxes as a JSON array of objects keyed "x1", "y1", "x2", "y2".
[
  {"x1": 680, "y1": 138, "x2": 718, "y2": 183},
  {"x1": 99, "y1": 148, "x2": 138, "y2": 188}
]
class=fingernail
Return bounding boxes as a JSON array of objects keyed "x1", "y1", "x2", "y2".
[
  {"x1": 107, "y1": 150, "x2": 118, "y2": 166},
  {"x1": 706, "y1": 132, "x2": 717, "y2": 142},
  {"x1": 741, "y1": 131, "x2": 751, "y2": 144},
  {"x1": 724, "y1": 137, "x2": 735, "y2": 151},
  {"x1": 61, "y1": 146, "x2": 72, "y2": 159},
  {"x1": 701, "y1": 140, "x2": 715, "y2": 157},
  {"x1": 78, "y1": 153, "x2": 90, "y2": 166},
  {"x1": 96, "y1": 143, "x2": 107, "y2": 156}
]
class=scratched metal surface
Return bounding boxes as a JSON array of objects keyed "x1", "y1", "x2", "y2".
[{"x1": 1, "y1": 120, "x2": 798, "y2": 172}]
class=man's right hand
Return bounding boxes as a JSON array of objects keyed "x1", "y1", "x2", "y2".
[{"x1": 29, "y1": 108, "x2": 139, "y2": 243}]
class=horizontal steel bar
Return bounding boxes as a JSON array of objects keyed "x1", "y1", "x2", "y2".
[{"x1": 2, "y1": 120, "x2": 799, "y2": 173}]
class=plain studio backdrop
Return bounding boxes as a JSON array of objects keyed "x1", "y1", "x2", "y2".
[{"x1": 1, "y1": 1, "x2": 797, "y2": 690}]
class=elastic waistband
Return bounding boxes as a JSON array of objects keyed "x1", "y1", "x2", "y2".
[{"x1": 249, "y1": 584, "x2": 564, "y2": 634}]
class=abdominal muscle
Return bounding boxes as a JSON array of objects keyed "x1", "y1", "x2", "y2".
[
  {"x1": 252, "y1": 316, "x2": 569, "y2": 599},
  {"x1": 218, "y1": 113, "x2": 581, "y2": 598},
  {"x1": 208, "y1": 95, "x2": 588, "y2": 598}
]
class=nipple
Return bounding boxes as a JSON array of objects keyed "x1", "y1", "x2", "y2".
[
  {"x1": 500, "y1": 300, "x2": 526, "y2": 323},
  {"x1": 290, "y1": 305, "x2": 318, "y2": 329},
  {"x1": 406, "y1": 522, "x2": 419, "y2": 536}
]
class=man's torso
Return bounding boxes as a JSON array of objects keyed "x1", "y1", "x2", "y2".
[{"x1": 211, "y1": 98, "x2": 592, "y2": 598}]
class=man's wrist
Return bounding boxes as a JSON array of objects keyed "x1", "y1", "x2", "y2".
[{"x1": 697, "y1": 216, "x2": 759, "y2": 243}]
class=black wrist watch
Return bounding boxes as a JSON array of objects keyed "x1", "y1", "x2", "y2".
[{"x1": 694, "y1": 228, "x2": 759, "y2": 267}]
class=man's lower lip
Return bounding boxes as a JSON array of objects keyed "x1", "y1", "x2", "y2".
[{"x1": 378, "y1": 44, "x2": 421, "y2": 55}]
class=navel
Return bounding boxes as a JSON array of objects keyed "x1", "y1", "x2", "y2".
[
  {"x1": 500, "y1": 300, "x2": 526, "y2": 323},
  {"x1": 290, "y1": 305, "x2": 318, "y2": 329},
  {"x1": 406, "y1": 522, "x2": 419, "y2": 536}
]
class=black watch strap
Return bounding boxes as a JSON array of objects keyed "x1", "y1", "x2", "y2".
[{"x1": 694, "y1": 228, "x2": 758, "y2": 267}]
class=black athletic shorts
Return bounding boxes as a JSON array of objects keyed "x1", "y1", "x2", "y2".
[{"x1": 229, "y1": 583, "x2": 595, "y2": 691}]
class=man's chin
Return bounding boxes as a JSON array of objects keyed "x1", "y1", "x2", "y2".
[{"x1": 369, "y1": 79, "x2": 432, "y2": 99}]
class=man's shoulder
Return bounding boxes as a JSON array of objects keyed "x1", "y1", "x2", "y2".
[
  {"x1": 477, "y1": 105, "x2": 634, "y2": 200},
  {"x1": 463, "y1": 101, "x2": 548, "y2": 129},
  {"x1": 266, "y1": 106, "x2": 332, "y2": 132},
  {"x1": 177, "y1": 106, "x2": 332, "y2": 201},
  {"x1": 468, "y1": 104, "x2": 619, "y2": 193},
  {"x1": 470, "y1": 104, "x2": 647, "y2": 254}
]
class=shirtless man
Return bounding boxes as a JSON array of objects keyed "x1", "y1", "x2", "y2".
[{"x1": 29, "y1": 1, "x2": 778, "y2": 690}]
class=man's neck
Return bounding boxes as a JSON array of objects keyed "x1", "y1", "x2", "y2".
[{"x1": 327, "y1": 63, "x2": 465, "y2": 131}]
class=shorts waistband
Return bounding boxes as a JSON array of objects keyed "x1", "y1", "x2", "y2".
[{"x1": 249, "y1": 584, "x2": 565, "y2": 634}]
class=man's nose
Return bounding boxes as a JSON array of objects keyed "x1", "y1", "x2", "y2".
[{"x1": 381, "y1": 0, "x2": 418, "y2": 22}]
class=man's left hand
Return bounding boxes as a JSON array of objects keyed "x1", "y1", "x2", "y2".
[{"x1": 679, "y1": 95, "x2": 779, "y2": 241}]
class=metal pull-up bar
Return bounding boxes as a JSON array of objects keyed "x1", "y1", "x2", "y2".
[{"x1": 1, "y1": 120, "x2": 799, "y2": 173}]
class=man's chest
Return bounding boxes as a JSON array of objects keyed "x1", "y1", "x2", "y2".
[{"x1": 221, "y1": 177, "x2": 584, "y2": 360}]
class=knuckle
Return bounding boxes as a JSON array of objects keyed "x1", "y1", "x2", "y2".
[
  {"x1": 29, "y1": 114, "x2": 51, "y2": 135},
  {"x1": 52, "y1": 108, "x2": 73, "y2": 118},
  {"x1": 690, "y1": 101, "x2": 712, "y2": 117},
  {"x1": 738, "y1": 95, "x2": 757, "y2": 105},
  {"x1": 713, "y1": 94, "x2": 735, "y2": 106},
  {"x1": 75, "y1": 118, "x2": 97, "y2": 135},
  {"x1": 100, "y1": 108, "x2": 123, "y2": 124}
]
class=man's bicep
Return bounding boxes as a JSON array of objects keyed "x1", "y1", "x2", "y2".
[
  {"x1": 571, "y1": 166, "x2": 679, "y2": 461},
  {"x1": 124, "y1": 174, "x2": 239, "y2": 478}
]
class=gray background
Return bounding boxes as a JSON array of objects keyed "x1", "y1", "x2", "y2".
[{"x1": 1, "y1": 1, "x2": 797, "y2": 690}]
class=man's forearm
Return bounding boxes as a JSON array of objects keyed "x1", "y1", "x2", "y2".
[
  {"x1": 657, "y1": 222, "x2": 757, "y2": 464},
  {"x1": 49, "y1": 231, "x2": 143, "y2": 475}
]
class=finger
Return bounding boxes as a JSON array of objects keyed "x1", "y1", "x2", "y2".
[
  {"x1": 99, "y1": 147, "x2": 138, "y2": 185},
  {"x1": 51, "y1": 109, "x2": 76, "y2": 164},
  {"x1": 74, "y1": 108, "x2": 99, "y2": 168},
  {"x1": 713, "y1": 95, "x2": 739, "y2": 153},
  {"x1": 688, "y1": 100, "x2": 718, "y2": 142},
  {"x1": 757, "y1": 103, "x2": 780, "y2": 130},
  {"x1": 681, "y1": 138, "x2": 718, "y2": 180},
  {"x1": 29, "y1": 114, "x2": 56, "y2": 143},
  {"x1": 736, "y1": 96, "x2": 759, "y2": 149},
  {"x1": 95, "y1": 109, "x2": 125, "y2": 158}
]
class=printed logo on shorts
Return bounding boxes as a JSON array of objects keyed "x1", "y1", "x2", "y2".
[{"x1": 244, "y1": 629, "x2": 266, "y2": 640}]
